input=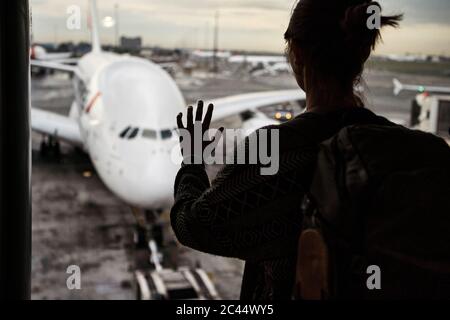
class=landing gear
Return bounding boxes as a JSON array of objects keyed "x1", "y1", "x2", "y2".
[
  {"x1": 152, "y1": 224, "x2": 164, "y2": 249},
  {"x1": 133, "y1": 224, "x2": 149, "y2": 250},
  {"x1": 130, "y1": 207, "x2": 167, "y2": 272},
  {"x1": 131, "y1": 209, "x2": 165, "y2": 250},
  {"x1": 145, "y1": 210, "x2": 165, "y2": 249},
  {"x1": 40, "y1": 135, "x2": 61, "y2": 159}
]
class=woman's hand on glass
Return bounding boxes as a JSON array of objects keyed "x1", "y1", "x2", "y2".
[{"x1": 177, "y1": 100, "x2": 224, "y2": 165}]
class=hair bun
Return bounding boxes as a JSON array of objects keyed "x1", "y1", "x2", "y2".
[
  {"x1": 341, "y1": 2, "x2": 378, "y2": 36},
  {"x1": 340, "y1": 1, "x2": 401, "y2": 53},
  {"x1": 285, "y1": 0, "x2": 402, "y2": 95}
]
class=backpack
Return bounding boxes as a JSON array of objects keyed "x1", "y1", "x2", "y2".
[{"x1": 294, "y1": 123, "x2": 450, "y2": 299}]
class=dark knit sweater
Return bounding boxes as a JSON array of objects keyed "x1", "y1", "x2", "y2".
[{"x1": 170, "y1": 107, "x2": 391, "y2": 300}]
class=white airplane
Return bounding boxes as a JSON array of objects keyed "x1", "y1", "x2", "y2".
[
  {"x1": 251, "y1": 62, "x2": 293, "y2": 77},
  {"x1": 228, "y1": 55, "x2": 287, "y2": 66},
  {"x1": 191, "y1": 50, "x2": 232, "y2": 59},
  {"x1": 383, "y1": 54, "x2": 428, "y2": 63},
  {"x1": 31, "y1": 0, "x2": 306, "y2": 213},
  {"x1": 229, "y1": 55, "x2": 292, "y2": 77}
]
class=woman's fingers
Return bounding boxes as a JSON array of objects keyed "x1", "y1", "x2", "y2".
[
  {"x1": 216, "y1": 127, "x2": 225, "y2": 139},
  {"x1": 195, "y1": 100, "x2": 204, "y2": 122},
  {"x1": 178, "y1": 101, "x2": 214, "y2": 132},
  {"x1": 203, "y1": 104, "x2": 214, "y2": 131},
  {"x1": 177, "y1": 113, "x2": 184, "y2": 129},
  {"x1": 187, "y1": 106, "x2": 194, "y2": 128}
]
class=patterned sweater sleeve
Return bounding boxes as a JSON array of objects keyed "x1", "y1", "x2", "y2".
[{"x1": 170, "y1": 132, "x2": 317, "y2": 262}]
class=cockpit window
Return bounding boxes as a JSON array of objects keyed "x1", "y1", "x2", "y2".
[
  {"x1": 119, "y1": 126, "x2": 139, "y2": 140},
  {"x1": 120, "y1": 126, "x2": 131, "y2": 138},
  {"x1": 128, "y1": 128, "x2": 140, "y2": 139},
  {"x1": 142, "y1": 129, "x2": 157, "y2": 140},
  {"x1": 120, "y1": 127, "x2": 174, "y2": 140},
  {"x1": 161, "y1": 129, "x2": 173, "y2": 140}
]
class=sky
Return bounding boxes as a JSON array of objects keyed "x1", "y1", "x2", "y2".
[{"x1": 31, "y1": 0, "x2": 450, "y2": 55}]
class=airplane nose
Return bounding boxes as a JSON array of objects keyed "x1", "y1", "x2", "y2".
[
  {"x1": 146, "y1": 166, "x2": 176, "y2": 206},
  {"x1": 102, "y1": 144, "x2": 182, "y2": 210},
  {"x1": 129, "y1": 154, "x2": 180, "y2": 209}
]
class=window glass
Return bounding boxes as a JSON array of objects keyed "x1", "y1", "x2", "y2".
[
  {"x1": 142, "y1": 129, "x2": 157, "y2": 140},
  {"x1": 119, "y1": 126, "x2": 131, "y2": 138},
  {"x1": 161, "y1": 129, "x2": 173, "y2": 140},
  {"x1": 128, "y1": 128, "x2": 140, "y2": 139}
]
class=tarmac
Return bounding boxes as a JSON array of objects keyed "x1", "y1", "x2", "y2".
[{"x1": 30, "y1": 67, "x2": 450, "y2": 299}]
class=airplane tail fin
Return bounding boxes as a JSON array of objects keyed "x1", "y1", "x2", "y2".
[
  {"x1": 393, "y1": 78, "x2": 403, "y2": 96},
  {"x1": 88, "y1": 0, "x2": 102, "y2": 53}
]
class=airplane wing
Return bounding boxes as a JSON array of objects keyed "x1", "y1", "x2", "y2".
[
  {"x1": 31, "y1": 108, "x2": 83, "y2": 147},
  {"x1": 49, "y1": 58, "x2": 79, "y2": 65},
  {"x1": 207, "y1": 89, "x2": 306, "y2": 123},
  {"x1": 205, "y1": 89, "x2": 407, "y2": 130},
  {"x1": 31, "y1": 60, "x2": 82, "y2": 78},
  {"x1": 393, "y1": 78, "x2": 450, "y2": 96}
]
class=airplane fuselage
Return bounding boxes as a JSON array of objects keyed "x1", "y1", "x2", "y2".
[{"x1": 72, "y1": 52, "x2": 185, "y2": 210}]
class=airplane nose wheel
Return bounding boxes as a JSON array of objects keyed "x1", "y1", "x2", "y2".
[
  {"x1": 133, "y1": 224, "x2": 149, "y2": 250},
  {"x1": 132, "y1": 213, "x2": 164, "y2": 249},
  {"x1": 131, "y1": 208, "x2": 166, "y2": 272},
  {"x1": 151, "y1": 224, "x2": 163, "y2": 249},
  {"x1": 131, "y1": 208, "x2": 165, "y2": 248}
]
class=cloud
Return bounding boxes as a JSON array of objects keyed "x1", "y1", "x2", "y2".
[
  {"x1": 376, "y1": 23, "x2": 450, "y2": 55},
  {"x1": 380, "y1": 0, "x2": 450, "y2": 26}
]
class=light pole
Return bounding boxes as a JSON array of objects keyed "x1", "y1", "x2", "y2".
[
  {"x1": 115, "y1": 3, "x2": 120, "y2": 48},
  {"x1": 213, "y1": 11, "x2": 220, "y2": 73}
]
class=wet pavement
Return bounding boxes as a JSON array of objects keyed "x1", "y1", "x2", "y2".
[{"x1": 31, "y1": 67, "x2": 450, "y2": 299}]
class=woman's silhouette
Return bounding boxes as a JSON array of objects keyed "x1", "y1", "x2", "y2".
[{"x1": 172, "y1": 0, "x2": 401, "y2": 300}]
